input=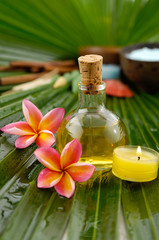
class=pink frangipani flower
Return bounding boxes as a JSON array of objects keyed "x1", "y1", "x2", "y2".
[
  {"x1": 1, "y1": 99, "x2": 65, "y2": 148},
  {"x1": 34, "y1": 139, "x2": 95, "y2": 198}
]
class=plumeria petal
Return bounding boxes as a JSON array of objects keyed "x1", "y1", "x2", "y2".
[
  {"x1": 37, "y1": 168, "x2": 62, "y2": 188},
  {"x1": 38, "y1": 108, "x2": 65, "y2": 133},
  {"x1": 65, "y1": 115, "x2": 72, "y2": 121},
  {"x1": 61, "y1": 139, "x2": 82, "y2": 168},
  {"x1": 66, "y1": 162, "x2": 95, "y2": 182},
  {"x1": 1, "y1": 122, "x2": 34, "y2": 136},
  {"x1": 34, "y1": 147, "x2": 61, "y2": 171},
  {"x1": 54, "y1": 172, "x2": 75, "y2": 198},
  {"x1": 35, "y1": 130, "x2": 55, "y2": 147},
  {"x1": 15, "y1": 134, "x2": 37, "y2": 148},
  {"x1": 22, "y1": 99, "x2": 43, "y2": 131}
]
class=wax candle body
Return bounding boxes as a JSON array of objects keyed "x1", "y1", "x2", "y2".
[{"x1": 112, "y1": 146, "x2": 159, "y2": 182}]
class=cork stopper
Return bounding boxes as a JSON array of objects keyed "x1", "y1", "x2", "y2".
[{"x1": 78, "y1": 54, "x2": 103, "y2": 94}]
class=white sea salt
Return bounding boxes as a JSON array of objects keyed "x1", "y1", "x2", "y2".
[{"x1": 126, "y1": 47, "x2": 159, "y2": 62}]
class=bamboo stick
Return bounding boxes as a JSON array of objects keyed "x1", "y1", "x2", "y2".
[
  {"x1": 10, "y1": 60, "x2": 76, "y2": 68},
  {"x1": 0, "y1": 66, "x2": 14, "y2": 71},
  {"x1": 0, "y1": 66, "x2": 26, "y2": 72},
  {"x1": 44, "y1": 65, "x2": 78, "y2": 73},
  {"x1": 5, "y1": 70, "x2": 58, "y2": 93},
  {"x1": 0, "y1": 73, "x2": 45, "y2": 85}
]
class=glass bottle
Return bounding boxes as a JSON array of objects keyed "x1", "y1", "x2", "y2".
[{"x1": 56, "y1": 55, "x2": 128, "y2": 169}]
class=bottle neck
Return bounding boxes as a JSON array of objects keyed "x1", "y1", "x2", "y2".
[{"x1": 78, "y1": 82, "x2": 106, "y2": 108}]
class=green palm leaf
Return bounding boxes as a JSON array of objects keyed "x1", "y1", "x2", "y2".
[
  {"x1": 1, "y1": 0, "x2": 159, "y2": 59},
  {"x1": 67, "y1": 172, "x2": 121, "y2": 240}
]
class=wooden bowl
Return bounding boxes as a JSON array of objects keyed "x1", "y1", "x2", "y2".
[
  {"x1": 120, "y1": 43, "x2": 159, "y2": 92},
  {"x1": 79, "y1": 46, "x2": 121, "y2": 64}
]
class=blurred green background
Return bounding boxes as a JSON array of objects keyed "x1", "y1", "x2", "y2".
[{"x1": 0, "y1": 0, "x2": 159, "y2": 63}]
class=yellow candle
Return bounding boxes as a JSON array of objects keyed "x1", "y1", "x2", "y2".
[{"x1": 112, "y1": 145, "x2": 159, "y2": 182}]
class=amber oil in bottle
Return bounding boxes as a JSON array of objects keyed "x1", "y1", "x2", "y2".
[{"x1": 56, "y1": 55, "x2": 128, "y2": 169}]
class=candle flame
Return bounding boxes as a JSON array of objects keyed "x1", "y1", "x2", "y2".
[{"x1": 137, "y1": 146, "x2": 142, "y2": 155}]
